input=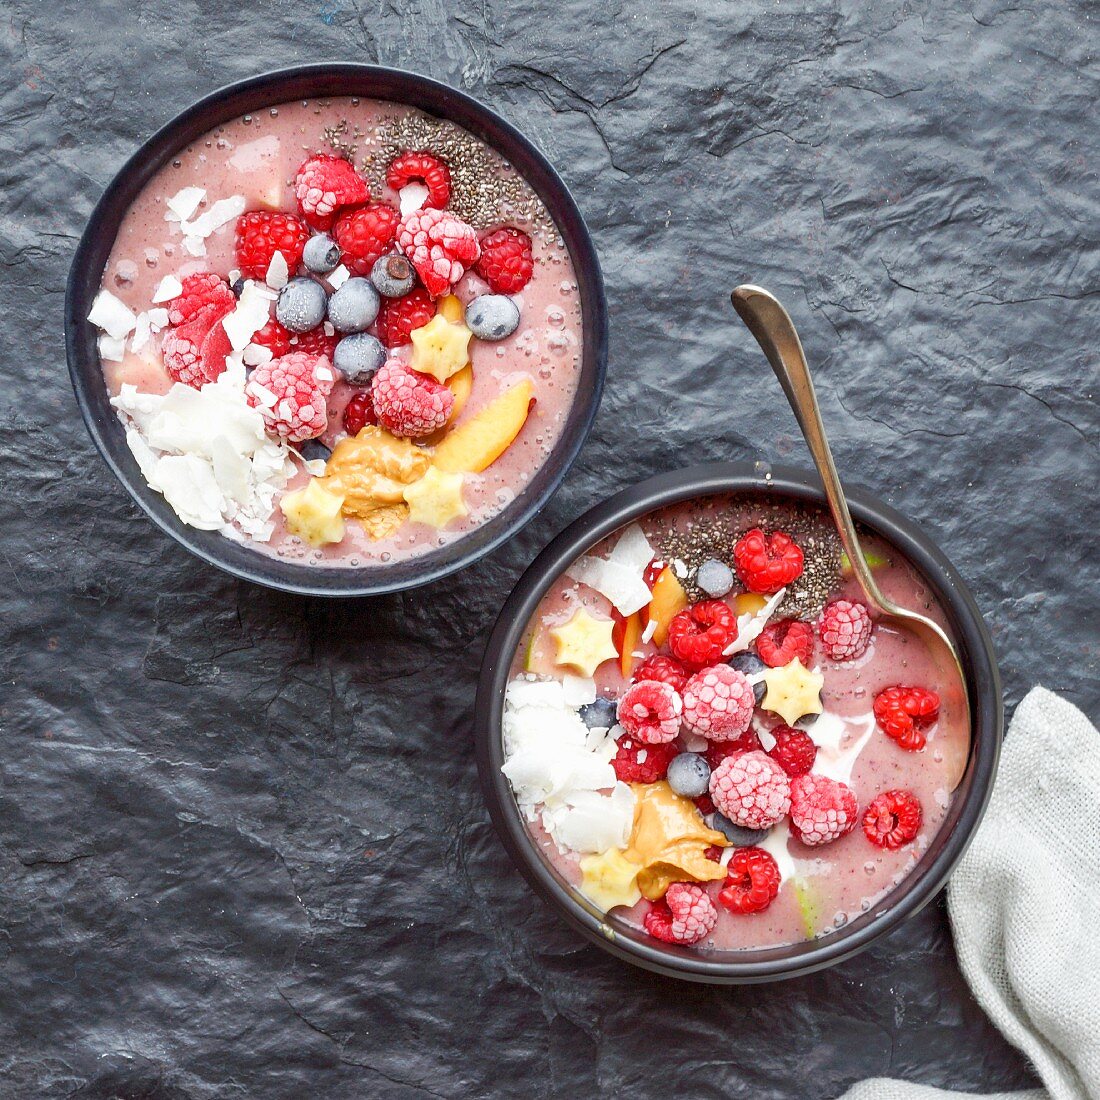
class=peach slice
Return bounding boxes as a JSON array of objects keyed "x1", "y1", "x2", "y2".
[
  {"x1": 433, "y1": 377, "x2": 534, "y2": 474},
  {"x1": 615, "y1": 610, "x2": 643, "y2": 678},
  {"x1": 647, "y1": 566, "x2": 688, "y2": 647}
]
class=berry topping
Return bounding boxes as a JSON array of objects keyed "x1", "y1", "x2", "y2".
[
  {"x1": 765, "y1": 724, "x2": 818, "y2": 777},
  {"x1": 707, "y1": 813, "x2": 771, "y2": 848},
  {"x1": 235, "y1": 211, "x2": 311, "y2": 281},
  {"x1": 303, "y1": 234, "x2": 342, "y2": 274},
  {"x1": 666, "y1": 753, "x2": 712, "y2": 798},
  {"x1": 733, "y1": 528, "x2": 805, "y2": 593},
  {"x1": 198, "y1": 318, "x2": 232, "y2": 384},
  {"x1": 370, "y1": 360, "x2": 454, "y2": 439},
  {"x1": 250, "y1": 318, "x2": 293, "y2": 359},
  {"x1": 386, "y1": 151, "x2": 452, "y2": 209},
  {"x1": 294, "y1": 154, "x2": 371, "y2": 228},
  {"x1": 788, "y1": 773, "x2": 859, "y2": 846},
  {"x1": 161, "y1": 302, "x2": 232, "y2": 388},
  {"x1": 166, "y1": 272, "x2": 235, "y2": 326},
  {"x1": 644, "y1": 882, "x2": 718, "y2": 945},
  {"x1": 727, "y1": 652, "x2": 767, "y2": 704},
  {"x1": 370, "y1": 254, "x2": 417, "y2": 298},
  {"x1": 756, "y1": 618, "x2": 815, "y2": 668},
  {"x1": 465, "y1": 294, "x2": 521, "y2": 341},
  {"x1": 474, "y1": 226, "x2": 534, "y2": 294},
  {"x1": 290, "y1": 326, "x2": 339, "y2": 359},
  {"x1": 631, "y1": 654, "x2": 689, "y2": 694},
  {"x1": 863, "y1": 789, "x2": 923, "y2": 849},
  {"x1": 873, "y1": 686, "x2": 940, "y2": 751},
  {"x1": 718, "y1": 847, "x2": 781, "y2": 915},
  {"x1": 275, "y1": 277, "x2": 328, "y2": 333},
  {"x1": 818, "y1": 599, "x2": 873, "y2": 661},
  {"x1": 709, "y1": 750, "x2": 791, "y2": 830},
  {"x1": 667, "y1": 599, "x2": 738, "y2": 669},
  {"x1": 578, "y1": 696, "x2": 618, "y2": 730},
  {"x1": 610, "y1": 735, "x2": 678, "y2": 784},
  {"x1": 333, "y1": 202, "x2": 401, "y2": 275},
  {"x1": 342, "y1": 389, "x2": 376, "y2": 437},
  {"x1": 397, "y1": 207, "x2": 481, "y2": 297},
  {"x1": 327, "y1": 277, "x2": 381, "y2": 333},
  {"x1": 615, "y1": 680, "x2": 683, "y2": 745},
  {"x1": 682, "y1": 665, "x2": 755, "y2": 741},
  {"x1": 245, "y1": 351, "x2": 335, "y2": 443},
  {"x1": 376, "y1": 288, "x2": 436, "y2": 348},
  {"x1": 333, "y1": 332, "x2": 386, "y2": 385},
  {"x1": 696, "y1": 558, "x2": 735, "y2": 598},
  {"x1": 704, "y1": 730, "x2": 763, "y2": 770}
]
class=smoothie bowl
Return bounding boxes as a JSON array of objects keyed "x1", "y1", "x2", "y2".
[
  {"x1": 66, "y1": 65, "x2": 606, "y2": 595},
  {"x1": 475, "y1": 464, "x2": 1001, "y2": 982}
]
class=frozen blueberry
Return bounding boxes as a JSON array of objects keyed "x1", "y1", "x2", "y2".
[
  {"x1": 667, "y1": 753, "x2": 711, "y2": 798},
  {"x1": 370, "y1": 254, "x2": 417, "y2": 298},
  {"x1": 230, "y1": 276, "x2": 245, "y2": 298},
  {"x1": 728, "y1": 651, "x2": 767, "y2": 704},
  {"x1": 327, "y1": 277, "x2": 380, "y2": 333},
  {"x1": 303, "y1": 234, "x2": 341, "y2": 275},
  {"x1": 696, "y1": 558, "x2": 734, "y2": 598},
  {"x1": 299, "y1": 439, "x2": 332, "y2": 463},
  {"x1": 707, "y1": 812, "x2": 771, "y2": 848},
  {"x1": 579, "y1": 697, "x2": 617, "y2": 730},
  {"x1": 276, "y1": 277, "x2": 328, "y2": 333},
  {"x1": 465, "y1": 294, "x2": 520, "y2": 341},
  {"x1": 333, "y1": 332, "x2": 386, "y2": 384}
]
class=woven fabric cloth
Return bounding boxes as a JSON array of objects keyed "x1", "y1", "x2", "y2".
[{"x1": 840, "y1": 687, "x2": 1099, "y2": 1100}]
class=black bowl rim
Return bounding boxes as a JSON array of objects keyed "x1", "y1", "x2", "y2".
[
  {"x1": 475, "y1": 461, "x2": 1003, "y2": 984},
  {"x1": 64, "y1": 62, "x2": 608, "y2": 597}
]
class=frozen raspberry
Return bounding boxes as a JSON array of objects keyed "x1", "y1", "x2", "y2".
[
  {"x1": 610, "y1": 735, "x2": 678, "y2": 784},
  {"x1": 474, "y1": 226, "x2": 534, "y2": 294},
  {"x1": 873, "y1": 686, "x2": 940, "y2": 751},
  {"x1": 756, "y1": 618, "x2": 815, "y2": 668},
  {"x1": 789, "y1": 773, "x2": 859, "y2": 846},
  {"x1": 766, "y1": 725, "x2": 817, "y2": 777},
  {"x1": 682, "y1": 665, "x2": 755, "y2": 741},
  {"x1": 161, "y1": 301, "x2": 232, "y2": 388},
  {"x1": 249, "y1": 318, "x2": 292, "y2": 360},
  {"x1": 704, "y1": 729, "x2": 763, "y2": 771},
  {"x1": 166, "y1": 272, "x2": 235, "y2": 326},
  {"x1": 615, "y1": 680, "x2": 683, "y2": 745},
  {"x1": 386, "y1": 151, "x2": 451, "y2": 209},
  {"x1": 667, "y1": 599, "x2": 738, "y2": 669},
  {"x1": 235, "y1": 211, "x2": 311, "y2": 280},
  {"x1": 863, "y1": 789, "x2": 923, "y2": 849},
  {"x1": 818, "y1": 599, "x2": 873, "y2": 661},
  {"x1": 294, "y1": 154, "x2": 371, "y2": 229},
  {"x1": 333, "y1": 202, "x2": 401, "y2": 275},
  {"x1": 376, "y1": 288, "x2": 436, "y2": 348},
  {"x1": 718, "y1": 846, "x2": 781, "y2": 915},
  {"x1": 370, "y1": 360, "x2": 454, "y2": 439},
  {"x1": 733, "y1": 528, "x2": 804, "y2": 594},
  {"x1": 694, "y1": 793, "x2": 716, "y2": 816},
  {"x1": 397, "y1": 207, "x2": 480, "y2": 297},
  {"x1": 632, "y1": 654, "x2": 689, "y2": 694},
  {"x1": 289, "y1": 326, "x2": 339, "y2": 359},
  {"x1": 643, "y1": 883, "x2": 718, "y2": 945},
  {"x1": 709, "y1": 750, "x2": 791, "y2": 830},
  {"x1": 245, "y1": 351, "x2": 335, "y2": 443},
  {"x1": 342, "y1": 390, "x2": 376, "y2": 437},
  {"x1": 198, "y1": 318, "x2": 232, "y2": 383}
]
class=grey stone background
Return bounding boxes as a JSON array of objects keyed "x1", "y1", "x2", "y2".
[{"x1": 1, "y1": 0, "x2": 1096, "y2": 1096}]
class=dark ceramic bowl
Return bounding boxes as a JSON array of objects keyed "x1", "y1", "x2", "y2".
[
  {"x1": 475, "y1": 462, "x2": 1002, "y2": 983},
  {"x1": 65, "y1": 64, "x2": 607, "y2": 597}
]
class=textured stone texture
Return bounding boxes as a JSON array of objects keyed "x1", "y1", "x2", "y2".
[{"x1": 1, "y1": 1, "x2": 1097, "y2": 1096}]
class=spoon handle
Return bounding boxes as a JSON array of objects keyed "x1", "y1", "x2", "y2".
[{"x1": 729, "y1": 285, "x2": 891, "y2": 614}]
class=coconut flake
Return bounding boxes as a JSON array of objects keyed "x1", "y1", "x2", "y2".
[
  {"x1": 608, "y1": 523, "x2": 654, "y2": 574},
  {"x1": 327, "y1": 264, "x2": 350, "y2": 290},
  {"x1": 568, "y1": 556, "x2": 651, "y2": 616},
  {"x1": 152, "y1": 274, "x2": 183, "y2": 303},
  {"x1": 97, "y1": 334, "x2": 127, "y2": 362},
  {"x1": 242, "y1": 343, "x2": 274, "y2": 367},
  {"x1": 222, "y1": 280, "x2": 273, "y2": 351},
  {"x1": 562, "y1": 675, "x2": 597, "y2": 708},
  {"x1": 265, "y1": 250, "x2": 289, "y2": 290},
  {"x1": 399, "y1": 182, "x2": 430, "y2": 216},
  {"x1": 166, "y1": 186, "x2": 205, "y2": 223},
  {"x1": 180, "y1": 194, "x2": 246, "y2": 239},
  {"x1": 182, "y1": 235, "x2": 207, "y2": 257},
  {"x1": 724, "y1": 588, "x2": 787, "y2": 655},
  {"x1": 88, "y1": 289, "x2": 137, "y2": 339}
]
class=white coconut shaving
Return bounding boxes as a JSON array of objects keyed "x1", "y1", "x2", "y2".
[
  {"x1": 222, "y1": 280, "x2": 276, "y2": 351},
  {"x1": 265, "y1": 250, "x2": 289, "y2": 290},
  {"x1": 567, "y1": 522, "x2": 655, "y2": 616},
  {"x1": 399, "y1": 182, "x2": 430, "y2": 216},
  {"x1": 723, "y1": 588, "x2": 788, "y2": 655},
  {"x1": 807, "y1": 711, "x2": 876, "y2": 788},
  {"x1": 326, "y1": 264, "x2": 351, "y2": 290},
  {"x1": 151, "y1": 274, "x2": 183, "y2": 304},
  {"x1": 88, "y1": 289, "x2": 136, "y2": 340}
]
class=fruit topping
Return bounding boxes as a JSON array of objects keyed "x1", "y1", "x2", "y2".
[
  {"x1": 616, "y1": 680, "x2": 683, "y2": 745},
  {"x1": 161, "y1": 301, "x2": 233, "y2": 388},
  {"x1": 275, "y1": 277, "x2": 328, "y2": 333},
  {"x1": 646, "y1": 566, "x2": 689, "y2": 647},
  {"x1": 667, "y1": 599, "x2": 738, "y2": 669},
  {"x1": 302, "y1": 234, "x2": 342, "y2": 274},
  {"x1": 704, "y1": 729, "x2": 763, "y2": 769},
  {"x1": 244, "y1": 351, "x2": 334, "y2": 443},
  {"x1": 279, "y1": 479, "x2": 346, "y2": 546},
  {"x1": 235, "y1": 211, "x2": 310, "y2": 280},
  {"x1": 474, "y1": 226, "x2": 534, "y2": 294},
  {"x1": 549, "y1": 609, "x2": 618, "y2": 677},
  {"x1": 294, "y1": 154, "x2": 371, "y2": 228},
  {"x1": 681, "y1": 664, "x2": 755, "y2": 741},
  {"x1": 733, "y1": 528, "x2": 805, "y2": 593},
  {"x1": 818, "y1": 599, "x2": 873, "y2": 661},
  {"x1": 250, "y1": 318, "x2": 293, "y2": 360},
  {"x1": 632, "y1": 654, "x2": 689, "y2": 694},
  {"x1": 707, "y1": 813, "x2": 771, "y2": 848},
  {"x1": 397, "y1": 207, "x2": 481, "y2": 297},
  {"x1": 873, "y1": 686, "x2": 940, "y2": 751},
  {"x1": 726, "y1": 651, "x2": 767, "y2": 704},
  {"x1": 765, "y1": 724, "x2": 818, "y2": 777},
  {"x1": 166, "y1": 272, "x2": 236, "y2": 326},
  {"x1": 579, "y1": 696, "x2": 618, "y2": 730},
  {"x1": 718, "y1": 846, "x2": 781, "y2": 915},
  {"x1": 327, "y1": 277, "x2": 381, "y2": 333},
  {"x1": 760, "y1": 659, "x2": 824, "y2": 726},
  {"x1": 290, "y1": 325, "x2": 339, "y2": 359},
  {"x1": 788, "y1": 773, "x2": 858, "y2": 846},
  {"x1": 333, "y1": 202, "x2": 401, "y2": 275},
  {"x1": 370, "y1": 254, "x2": 417, "y2": 298},
  {"x1": 409, "y1": 313, "x2": 472, "y2": 382},
  {"x1": 863, "y1": 789, "x2": 923, "y2": 849},
  {"x1": 432, "y1": 378, "x2": 534, "y2": 474},
  {"x1": 611, "y1": 736, "x2": 678, "y2": 784},
  {"x1": 370, "y1": 360, "x2": 454, "y2": 440},
  {"x1": 342, "y1": 390, "x2": 376, "y2": 437},
  {"x1": 756, "y1": 618, "x2": 815, "y2": 668},
  {"x1": 695, "y1": 558, "x2": 735, "y2": 598},
  {"x1": 578, "y1": 848, "x2": 642, "y2": 913},
  {"x1": 709, "y1": 750, "x2": 791, "y2": 830},
  {"x1": 386, "y1": 151, "x2": 452, "y2": 209},
  {"x1": 666, "y1": 753, "x2": 712, "y2": 798},
  {"x1": 402, "y1": 466, "x2": 467, "y2": 529},
  {"x1": 644, "y1": 882, "x2": 718, "y2": 945},
  {"x1": 465, "y1": 294, "x2": 521, "y2": 341},
  {"x1": 331, "y1": 332, "x2": 385, "y2": 385},
  {"x1": 376, "y1": 287, "x2": 436, "y2": 348}
]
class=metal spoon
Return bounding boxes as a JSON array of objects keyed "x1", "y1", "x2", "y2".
[{"x1": 730, "y1": 284, "x2": 970, "y2": 790}]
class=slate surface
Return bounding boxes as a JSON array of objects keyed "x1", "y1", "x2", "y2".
[{"x1": 1, "y1": 1, "x2": 1097, "y2": 1096}]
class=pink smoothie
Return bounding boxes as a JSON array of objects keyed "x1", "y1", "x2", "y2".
[
  {"x1": 96, "y1": 97, "x2": 583, "y2": 567},
  {"x1": 503, "y1": 494, "x2": 969, "y2": 952}
]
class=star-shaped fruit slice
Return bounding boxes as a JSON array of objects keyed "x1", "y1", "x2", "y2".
[
  {"x1": 280, "y1": 479, "x2": 346, "y2": 546},
  {"x1": 761, "y1": 658, "x2": 825, "y2": 725},
  {"x1": 550, "y1": 609, "x2": 618, "y2": 677},
  {"x1": 409, "y1": 313, "x2": 472, "y2": 383},
  {"x1": 402, "y1": 467, "x2": 467, "y2": 529},
  {"x1": 578, "y1": 848, "x2": 642, "y2": 912}
]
